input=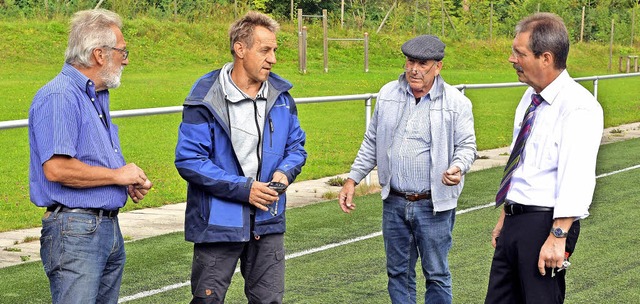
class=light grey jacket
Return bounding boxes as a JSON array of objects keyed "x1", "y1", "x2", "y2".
[{"x1": 348, "y1": 74, "x2": 477, "y2": 212}]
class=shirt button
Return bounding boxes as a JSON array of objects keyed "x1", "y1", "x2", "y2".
[{"x1": 91, "y1": 98, "x2": 95, "y2": 101}]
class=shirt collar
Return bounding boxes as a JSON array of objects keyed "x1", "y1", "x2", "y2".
[
  {"x1": 60, "y1": 63, "x2": 102, "y2": 99},
  {"x1": 399, "y1": 73, "x2": 443, "y2": 102},
  {"x1": 538, "y1": 69, "x2": 570, "y2": 105},
  {"x1": 220, "y1": 62, "x2": 268, "y2": 103}
]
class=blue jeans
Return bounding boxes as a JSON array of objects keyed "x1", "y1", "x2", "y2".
[
  {"x1": 382, "y1": 194, "x2": 455, "y2": 304},
  {"x1": 40, "y1": 210, "x2": 126, "y2": 304}
]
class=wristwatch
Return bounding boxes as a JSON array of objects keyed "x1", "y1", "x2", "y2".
[{"x1": 550, "y1": 227, "x2": 568, "y2": 238}]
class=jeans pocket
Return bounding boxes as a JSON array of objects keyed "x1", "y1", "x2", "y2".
[
  {"x1": 62, "y1": 214, "x2": 99, "y2": 236},
  {"x1": 40, "y1": 234, "x2": 54, "y2": 274}
]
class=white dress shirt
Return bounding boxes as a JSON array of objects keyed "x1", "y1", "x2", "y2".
[{"x1": 506, "y1": 70, "x2": 603, "y2": 219}]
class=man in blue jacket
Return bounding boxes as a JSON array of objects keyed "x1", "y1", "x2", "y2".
[{"x1": 175, "y1": 11, "x2": 307, "y2": 304}]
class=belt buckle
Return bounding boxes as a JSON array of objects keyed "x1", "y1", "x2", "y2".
[{"x1": 405, "y1": 193, "x2": 420, "y2": 201}]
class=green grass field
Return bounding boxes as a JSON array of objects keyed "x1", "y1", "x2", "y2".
[
  {"x1": 1, "y1": 18, "x2": 639, "y2": 233},
  {"x1": 0, "y1": 138, "x2": 639, "y2": 304}
]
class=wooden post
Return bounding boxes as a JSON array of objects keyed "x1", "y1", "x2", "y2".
[
  {"x1": 608, "y1": 19, "x2": 614, "y2": 72},
  {"x1": 302, "y1": 27, "x2": 308, "y2": 74},
  {"x1": 377, "y1": 0, "x2": 397, "y2": 34},
  {"x1": 174, "y1": 0, "x2": 177, "y2": 20},
  {"x1": 414, "y1": 0, "x2": 418, "y2": 33},
  {"x1": 490, "y1": 2, "x2": 494, "y2": 41},
  {"x1": 298, "y1": 9, "x2": 303, "y2": 72},
  {"x1": 364, "y1": 32, "x2": 369, "y2": 73},
  {"x1": 426, "y1": 0, "x2": 431, "y2": 34},
  {"x1": 291, "y1": 0, "x2": 294, "y2": 21},
  {"x1": 341, "y1": 0, "x2": 345, "y2": 29},
  {"x1": 298, "y1": 9, "x2": 302, "y2": 33},
  {"x1": 441, "y1": 0, "x2": 445, "y2": 36},
  {"x1": 323, "y1": 9, "x2": 329, "y2": 73},
  {"x1": 619, "y1": 56, "x2": 623, "y2": 72},
  {"x1": 580, "y1": 6, "x2": 585, "y2": 43},
  {"x1": 631, "y1": 4, "x2": 636, "y2": 47}
]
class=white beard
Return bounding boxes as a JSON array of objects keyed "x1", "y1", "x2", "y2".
[{"x1": 100, "y1": 59, "x2": 123, "y2": 89}]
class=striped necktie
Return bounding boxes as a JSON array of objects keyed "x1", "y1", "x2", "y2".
[{"x1": 495, "y1": 93, "x2": 544, "y2": 206}]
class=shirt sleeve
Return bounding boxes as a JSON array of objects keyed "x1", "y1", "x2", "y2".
[
  {"x1": 348, "y1": 101, "x2": 380, "y2": 183},
  {"x1": 30, "y1": 93, "x2": 80, "y2": 164},
  {"x1": 553, "y1": 106, "x2": 603, "y2": 219},
  {"x1": 451, "y1": 97, "x2": 477, "y2": 174}
]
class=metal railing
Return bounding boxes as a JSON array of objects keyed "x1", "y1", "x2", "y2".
[
  {"x1": 3, "y1": 72, "x2": 639, "y2": 131},
  {"x1": 2, "y1": 72, "x2": 639, "y2": 185}
]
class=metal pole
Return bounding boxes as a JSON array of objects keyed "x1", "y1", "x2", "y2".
[
  {"x1": 364, "y1": 96, "x2": 372, "y2": 185},
  {"x1": 323, "y1": 9, "x2": 328, "y2": 73},
  {"x1": 364, "y1": 32, "x2": 369, "y2": 73},
  {"x1": 593, "y1": 78, "x2": 599, "y2": 99}
]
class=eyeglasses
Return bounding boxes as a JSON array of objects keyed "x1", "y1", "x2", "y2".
[
  {"x1": 108, "y1": 46, "x2": 129, "y2": 60},
  {"x1": 404, "y1": 60, "x2": 437, "y2": 76}
]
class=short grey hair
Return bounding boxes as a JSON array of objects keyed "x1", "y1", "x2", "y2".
[
  {"x1": 65, "y1": 9, "x2": 123, "y2": 68},
  {"x1": 228, "y1": 11, "x2": 279, "y2": 56},
  {"x1": 515, "y1": 12, "x2": 569, "y2": 70}
]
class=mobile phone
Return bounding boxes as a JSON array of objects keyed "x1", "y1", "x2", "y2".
[{"x1": 267, "y1": 181, "x2": 287, "y2": 194}]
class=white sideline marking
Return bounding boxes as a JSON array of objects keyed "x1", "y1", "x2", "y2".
[
  {"x1": 119, "y1": 164, "x2": 639, "y2": 303},
  {"x1": 595, "y1": 164, "x2": 640, "y2": 178}
]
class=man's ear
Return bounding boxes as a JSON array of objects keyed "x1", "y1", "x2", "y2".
[
  {"x1": 93, "y1": 47, "x2": 107, "y2": 66},
  {"x1": 434, "y1": 61, "x2": 443, "y2": 76},
  {"x1": 234, "y1": 42, "x2": 245, "y2": 59},
  {"x1": 541, "y1": 51, "x2": 554, "y2": 68}
]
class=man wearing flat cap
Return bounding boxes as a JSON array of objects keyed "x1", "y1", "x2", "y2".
[{"x1": 339, "y1": 35, "x2": 477, "y2": 303}]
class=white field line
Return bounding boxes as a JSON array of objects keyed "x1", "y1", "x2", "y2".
[{"x1": 118, "y1": 164, "x2": 639, "y2": 303}]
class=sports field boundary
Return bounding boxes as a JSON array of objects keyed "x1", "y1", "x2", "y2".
[{"x1": 117, "y1": 163, "x2": 640, "y2": 303}]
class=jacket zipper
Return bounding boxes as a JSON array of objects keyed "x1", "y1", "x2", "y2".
[
  {"x1": 252, "y1": 99, "x2": 262, "y2": 180},
  {"x1": 269, "y1": 116, "x2": 274, "y2": 148}
]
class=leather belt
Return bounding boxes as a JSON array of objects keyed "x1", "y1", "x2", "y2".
[
  {"x1": 47, "y1": 204, "x2": 119, "y2": 218},
  {"x1": 504, "y1": 203, "x2": 553, "y2": 216},
  {"x1": 389, "y1": 188, "x2": 431, "y2": 201}
]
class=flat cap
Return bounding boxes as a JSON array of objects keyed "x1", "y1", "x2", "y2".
[{"x1": 401, "y1": 35, "x2": 445, "y2": 61}]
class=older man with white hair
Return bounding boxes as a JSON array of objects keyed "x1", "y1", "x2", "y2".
[
  {"x1": 339, "y1": 35, "x2": 477, "y2": 304},
  {"x1": 29, "y1": 8, "x2": 152, "y2": 304}
]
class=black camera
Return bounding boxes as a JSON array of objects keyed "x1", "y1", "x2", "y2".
[{"x1": 267, "y1": 182, "x2": 287, "y2": 194}]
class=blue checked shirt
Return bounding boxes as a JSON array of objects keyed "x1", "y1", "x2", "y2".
[
  {"x1": 389, "y1": 92, "x2": 434, "y2": 194},
  {"x1": 29, "y1": 63, "x2": 127, "y2": 209}
]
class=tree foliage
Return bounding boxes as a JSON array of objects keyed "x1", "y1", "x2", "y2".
[{"x1": 1, "y1": 0, "x2": 638, "y2": 44}]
